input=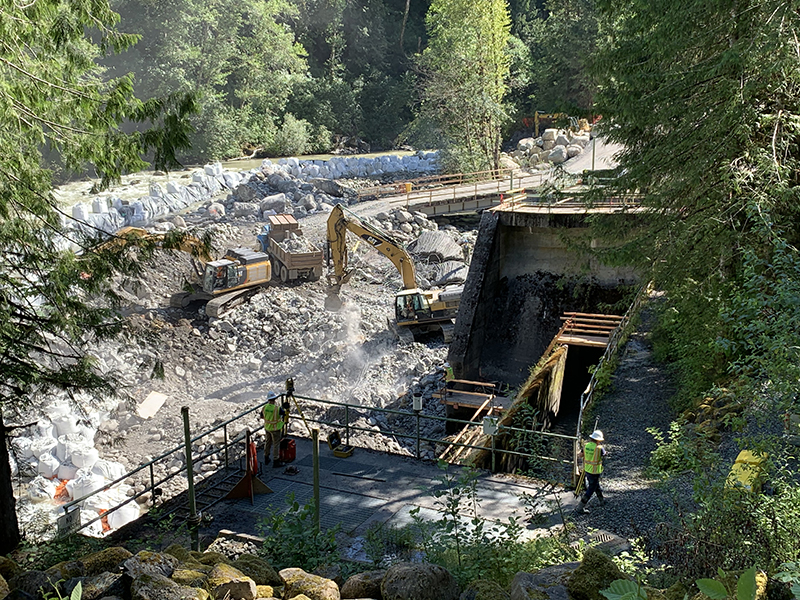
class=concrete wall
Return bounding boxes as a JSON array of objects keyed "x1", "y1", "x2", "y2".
[{"x1": 449, "y1": 210, "x2": 639, "y2": 385}]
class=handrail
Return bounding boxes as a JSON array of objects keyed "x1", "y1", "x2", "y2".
[{"x1": 572, "y1": 283, "x2": 649, "y2": 482}]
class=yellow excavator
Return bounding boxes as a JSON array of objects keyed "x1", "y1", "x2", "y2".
[
  {"x1": 92, "y1": 226, "x2": 272, "y2": 317},
  {"x1": 326, "y1": 204, "x2": 462, "y2": 342}
]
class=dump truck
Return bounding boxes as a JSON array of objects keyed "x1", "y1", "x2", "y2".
[{"x1": 257, "y1": 214, "x2": 324, "y2": 283}]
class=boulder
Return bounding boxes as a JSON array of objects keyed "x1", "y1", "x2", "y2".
[
  {"x1": 542, "y1": 129, "x2": 558, "y2": 141},
  {"x1": 198, "y1": 552, "x2": 232, "y2": 567},
  {"x1": 130, "y1": 572, "x2": 205, "y2": 600},
  {"x1": 310, "y1": 178, "x2": 347, "y2": 197},
  {"x1": 280, "y1": 568, "x2": 340, "y2": 600},
  {"x1": 208, "y1": 563, "x2": 257, "y2": 600},
  {"x1": 233, "y1": 554, "x2": 282, "y2": 586},
  {"x1": 163, "y1": 544, "x2": 193, "y2": 564},
  {"x1": 340, "y1": 570, "x2": 385, "y2": 599},
  {"x1": 542, "y1": 140, "x2": 556, "y2": 151},
  {"x1": 172, "y1": 570, "x2": 208, "y2": 588},
  {"x1": 547, "y1": 146, "x2": 568, "y2": 164},
  {"x1": 255, "y1": 585, "x2": 275, "y2": 598},
  {"x1": 8, "y1": 570, "x2": 55, "y2": 600},
  {"x1": 0, "y1": 556, "x2": 22, "y2": 581},
  {"x1": 65, "y1": 572, "x2": 124, "y2": 600},
  {"x1": 460, "y1": 579, "x2": 510, "y2": 600},
  {"x1": 510, "y1": 562, "x2": 580, "y2": 600},
  {"x1": 408, "y1": 231, "x2": 463, "y2": 262},
  {"x1": 565, "y1": 548, "x2": 627, "y2": 600},
  {"x1": 260, "y1": 194, "x2": 292, "y2": 214},
  {"x1": 207, "y1": 203, "x2": 226, "y2": 218},
  {"x1": 45, "y1": 561, "x2": 85, "y2": 583},
  {"x1": 566, "y1": 145, "x2": 583, "y2": 158},
  {"x1": 300, "y1": 194, "x2": 318, "y2": 212},
  {"x1": 233, "y1": 202, "x2": 260, "y2": 218},
  {"x1": 3, "y1": 590, "x2": 36, "y2": 600},
  {"x1": 381, "y1": 563, "x2": 458, "y2": 600},
  {"x1": 0, "y1": 573, "x2": 9, "y2": 599},
  {"x1": 235, "y1": 184, "x2": 259, "y2": 202},
  {"x1": 555, "y1": 134, "x2": 570, "y2": 147},
  {"x1": 123, "y1": 551, "x2": 180, "y2": 580}
]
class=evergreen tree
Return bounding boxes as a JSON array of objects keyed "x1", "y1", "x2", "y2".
[
  {"x1": 412, "y1": 0, "x2": 511, "y2": 172},
  {"x1": 0, "y1": 0, "x2": 194, "y2": 552},
  {"x1": 590, "y1": 0, "x2": 800, "y2": 406}
]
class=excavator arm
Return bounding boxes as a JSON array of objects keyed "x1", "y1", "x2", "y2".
[
  {"x1": 327, "y1": 204, "x2": 417, "y2": 290},
  {"x1": 90, "y1": 226, "x2": 214, "y2": 263}
]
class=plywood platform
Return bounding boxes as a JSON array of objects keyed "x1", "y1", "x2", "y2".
[{"x1": 556, "y1": 312, "x2": 623, "y2": 348}]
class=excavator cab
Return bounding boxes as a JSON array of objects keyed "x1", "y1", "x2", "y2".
[
  {"x1": 202, "y1": 259, "x2": 239, "y2": 294},
  {"x1": 396, "y1": 290, "x2": 432, "y2": 323}
]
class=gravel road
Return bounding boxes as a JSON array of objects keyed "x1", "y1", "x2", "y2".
[{"x1": 570, "y1": 301, "x2": 692, "y2": 542}]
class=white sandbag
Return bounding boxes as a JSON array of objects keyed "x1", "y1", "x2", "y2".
[
  {"x1": 65, "y1": 479, "x2": 75, "y2": 499},
  {"x1": 11, "y1": 436, "x2": 33, "y2": 459},
  {"x1": 57, "y1": 462, "x2": 79, "y2": 480},
  {"x1": 28, "y1": 476, "x2": 57, "y2": 503},
  {"x1": 78, "y1": 425, "x2": 97, "y2": 443},
  {"x1": 35, "y1": 419, "x2": 57, "y2": 439},
  {"x1": 71, "y1": 447, "x2": 99, "y2": 469},
  {"x1": 91, "y1": 459, "x2": 126, "y2": 482},
  {"x1": 71, "y1": 469, "x2": 106, "y2": 500},
  {"x1": 29, "y1": 437, "x2": 58, "y2": 459},
  {"x1": 107, "y1": 502, "x2": 140, "y2": 530},
  {"x1": 79, "y1": 509, "x2": 104, "y2": 538},
  {"x1": 57, "y1": 433, "x2": 89, "y2": 462},
  {"x1": 37, "y1": 453, "x2": 61, "y2": 479},
  {"x1": 53, "y1": 415, "x2": 80, "y2": 437}
]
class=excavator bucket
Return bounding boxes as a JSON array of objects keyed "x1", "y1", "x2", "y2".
[{"x1": 324, "y1": 292, "x2": 343, "y2": 311}]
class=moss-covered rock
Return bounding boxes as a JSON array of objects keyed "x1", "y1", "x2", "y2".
[
  {"x1": 566, "y1": 548, "x2": 628, "y2": 600},
  {"x1": 198, "y1": 552, "x2": 232, "y2": 567},
  {"x1": 340, "y1": 570, "x2": 385, "y2": 599},
  {"x1": 279, "y1": 567, "x2": 340, "y2": 600},
  {"x1": 664, "y1": 582, "x2": 688, "y2": 600},
  {"x1": 645, "y1": 587, "x2": 667, "y2": 600},
  {"x1": 208, "y1": 563, "x2": 257, "y2": 600},
  {"x1": 124, "y1": 551, "x2": 180, "y2": 580},
  {"x1": 0, "y1": 573, "x2": 10, "y2": 598},
  {"x1": 510, "y1": 561, "x2": 581, "y2": 600},
  {"x1": 381, "y1": 562, "x2": 459, "y2": 600},
  {"x1": 164, "y1": 544, "x2": 194, "y2": 563},
  {"x1": 9, "y1": 569, "x2": 57, "y2": 599},
  {"x1": 130, "y1": 572, "x2": 206, "y2": 600},
  {"x1": 45, "y1": 560, "x2": 85, "y2": 582},
  {"x1": 172, "y1": 569, "x2": 208, "y2": 588},
  {"x1": 255, "y1": 584, "x2": 275, "y2": 598},
  {"x1": 82, "y1": 547, "x2": 133, "y2": 577},
  {"x1": 0, "y1": 556, "x2": 22, "y2": 581},
  {"x1": 233, "y1": 554, "x2": 282, "y2": 587},
  {"x1": 460, "y1": 579, "x2": 510, "y2": 600}
]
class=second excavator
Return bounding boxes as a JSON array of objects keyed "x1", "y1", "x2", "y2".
[{"x1": 326, "y1": 204, "x2": 462, "y2": 342}]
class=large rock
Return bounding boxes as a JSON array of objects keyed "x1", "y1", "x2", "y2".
[
  {"x1": 407, "y1": 231, "x2": 463, "y2": 263},
  {"x1": 208, "y1": 563, "x2": 256, "y2": 600},
  {"x1": 163, "y1": 544, "x2": 193, "y2": 564},
  {"x1": 510, "y1": 562, "x2": 580, "y2": 600},
  {"x1": 555, "y1": 134, "x2": 571, "y2": 147},
  {"x1": 172, "y1": 570, "x2": 208, "y2": 588},
  {"x1": 130, "y1": 572, "x2": 206, "y2": 600},
  {"x1": 565, "y1": 548, "x2": 627, "y2": 600},
  {"x1": 45, "y1": 561, "x2": 84, "y2": 583},
  {"x1": 0, "y1": 573, "x2": 10, "y2": 599},
  {"x1": 381, "y1": 563, "x2": 458, "y2": 600},
  {"x1": 542, "y1": 129, "x2": 558, "y2": 142},
  {"x1": 233, "y1": 554, "x2": 282, "y2": 586},
  {"x1": 460, "y1": 579, "x2": 510, "y2": 600},
  {"x1": 9, "y1": 570, "x2": 58, "y2": 600},
  {"x1": 340, "y1": 569, "x2": 385, "y2": 599},
  {"x1": 260, "y1": 193, "x2": 292, "y2": 214},
  {"x1": 123, "y1": 551, "x2": 180, "y2": 580},
  {"x1": 64, "y1": 572, "x2": 124, "y2": 600},
  {"x1": 547, "y1": 146, "x2": 568, "y2": 164},
  {"x1": 235, "y1": 184, "x2": 259, "y2": 202},
  {"x1": 310, "y1": 178, "x2": 348, "y2": 197},
  {"x1": 566, "y1": 145, "x2": 583, "y2": 158},
  {"x1": 233, "y1": 202, "x2": 260, "y2": 217},
  {"x1": 280, "y1": 568, "x2": 340, "y2": 600},
  {"x1": 0, "y1": 556, "x2": 22, "y2": 581}
]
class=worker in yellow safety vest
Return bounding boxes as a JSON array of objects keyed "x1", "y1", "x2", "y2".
[
  {"x1": 262, "y1": 391, "x2": 285, "y2": 468},
  {"x1": 576, "y1": 430, "x2": 607, "y2": 514}
]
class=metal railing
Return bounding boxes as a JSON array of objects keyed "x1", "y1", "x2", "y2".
[
  {"x1": 56, "y1": 387, "x2": 575, "y2": 538},
  {"x1": 356, "y1": 168, "x2": 514, "y2": 201}
]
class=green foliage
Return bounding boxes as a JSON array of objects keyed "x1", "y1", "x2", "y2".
[
  {"x1": 266, "y1": 114, "x2": 312, "y2": 157},
  {"x1": 413, "y1": 0, "x2": 512, "y2": 172},
  {"x1": 363, "y1": 521, "x2": 416, "y2": 567},
  {"x1": 646, "y1": 422, "x2": 689, "y2": 476},
  {"x1": 410, "y1": 463, "x2": 577, "y2": 586},
  {"x1": 600, "y1": 579, "x2": 648, "y2": 600},
  {"x1": 44, "y1": 580, "x2": 82, "y2": 600},
  {"x1": 258, "y1": 493, "x2": 339, "y2": 571}
]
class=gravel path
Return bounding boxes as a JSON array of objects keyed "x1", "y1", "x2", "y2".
[{"x1": 571, "y1": 303, "x2": 687, "y2": 540}]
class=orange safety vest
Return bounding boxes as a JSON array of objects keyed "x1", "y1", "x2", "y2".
[
  {"x1": 263, "y1": 403, "x2": 282, "y2": 432},
  {"x1": 584, "y1": 441, "x2": 604, "y2": 475}
]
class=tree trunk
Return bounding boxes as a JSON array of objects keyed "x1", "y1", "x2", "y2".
[
  {"x1": 400, "y1": 0, "x2": 410, "y2": 52},
  {"x1": 0, "y1": 418, "x2": 22, "y2": 554}
]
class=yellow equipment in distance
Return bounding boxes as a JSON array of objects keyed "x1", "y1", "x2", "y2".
[{"x1": 325, "y1": 204, "x2": 462, "y2": 342}]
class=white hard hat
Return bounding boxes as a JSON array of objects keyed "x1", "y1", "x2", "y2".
[
  {"x1": 590, "y1": 430, "x2": 604, "y2": 442},
  {"x1": 267, "y1": 392, "x2": 278, "y2": 401}
]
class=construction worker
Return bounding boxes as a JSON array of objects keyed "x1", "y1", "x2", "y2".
[
  {"x1": 262, "y1": 392, "x2": 285, "y2": 468},
  {"x1": 576, "y1": 430, "x2": 606, "y2": 514}
]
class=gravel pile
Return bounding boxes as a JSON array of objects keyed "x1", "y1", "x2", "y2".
[{"x1": 571, "y1": 304, "x2": 694, "y2": 541}]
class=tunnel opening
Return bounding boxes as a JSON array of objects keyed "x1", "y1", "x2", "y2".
[{"x1": 550, "y1": 344, "x2": 603, "y2": 436}]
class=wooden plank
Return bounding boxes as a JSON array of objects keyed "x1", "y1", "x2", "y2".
[
  {"x1": 562, "y1": 311, "x2": 624, "y2": 320},
  {"x1": 440, "y1": 396, "x2": 493, "y2": 462},
  {"x1": 559, "y1": 317, "x2": 621, "y2": 327},
  {"x1": 556, "y1": 334, "x2": 609, "y2": 348}
]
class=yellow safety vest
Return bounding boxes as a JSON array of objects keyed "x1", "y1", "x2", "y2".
[
  {"x1": 263, "y1": 403, "x2": 282, "y2": 432},
  {"x1": 584, "y1": 441, "x2": 603, "y2": 475}
]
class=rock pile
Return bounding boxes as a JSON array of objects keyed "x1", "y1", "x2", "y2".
[
  {"x1": 506, "y1": 128, "x2": 592, "y2": 169},
  {"x1": 277, "y1": 232, "x2": 318, "y2": 253},
  {"x1": 270, "y1": 151, "x2": 438, "y2": 181}
]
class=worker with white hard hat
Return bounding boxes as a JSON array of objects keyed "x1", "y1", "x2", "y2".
[{"x1": 576, "y1": 429, "x2": 607, "y2": 514}]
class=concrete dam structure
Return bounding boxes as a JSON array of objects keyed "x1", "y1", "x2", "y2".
[{"x1": 448, "y1": 204, "x2": 638, "y2": 419}]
